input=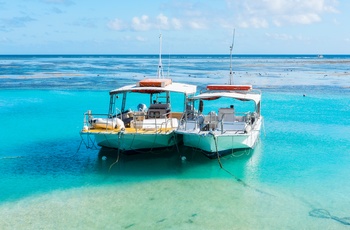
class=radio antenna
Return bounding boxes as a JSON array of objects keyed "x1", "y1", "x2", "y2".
[
  {"x1": 229, "y1": 29, "x2": 235, "y2": 85},
  {"x1": 157, "y1": 33, "x2": 163, "y2": 78}
]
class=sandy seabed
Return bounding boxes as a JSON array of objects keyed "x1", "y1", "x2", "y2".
[{"x1": 0, "y1": 178, "x2": 345, "y2": 230}]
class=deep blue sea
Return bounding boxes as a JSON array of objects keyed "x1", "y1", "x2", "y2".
[{"x1": 1, "y1": 54, "x2": 350, "y2": 229}]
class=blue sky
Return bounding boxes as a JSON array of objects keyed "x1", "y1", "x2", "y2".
[{"x1": 0, "y1": 0, "x2": 349, "y2": 54}]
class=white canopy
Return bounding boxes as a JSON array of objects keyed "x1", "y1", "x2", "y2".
[
  {"x1": 192, "y1": 91, "x2": 261, "y2": 104},
  {"x1": 109, "y1": 82, "x2": 197, "y2": 96}
]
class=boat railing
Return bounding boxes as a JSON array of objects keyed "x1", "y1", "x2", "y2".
[
  {"x1": 132, "y1": 111, "x2": 176, "y2": 132},
  {"x1": 203, "y1": 111, "x2": 218, "y2": 131},
  {"x1": 177, "y1": 110, "x2": 259, "y2": 133},
  {"x1": 82, "y1": 110, "x2": 116, "y2": 131},
  {"x1": 218, "y1": 111, "x2": 257, "y2": 133},
  {"x1": 158, "y1": 112, "x2": 175, "y2": 131},
  {"x1": 178, "y1": 111, "x2": 200, "y2": 131}
]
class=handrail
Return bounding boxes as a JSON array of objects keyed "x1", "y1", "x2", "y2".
[{"x1": 83, "y1": 111, "x2": 116, "y2": 131}]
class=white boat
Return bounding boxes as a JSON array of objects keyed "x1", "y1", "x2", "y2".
[
  {"x1": 80, "y1": 35, "x2": 197, "y2": 153},
  {"x1": 176, "y1": 85, "x2": 262, "y2": 158},
  {"x1": 81, "y1": 79, "x2": 196, "y2": 152},
  {"x1": 176, "y1": 29, "x2": 263, "y2": 158}
]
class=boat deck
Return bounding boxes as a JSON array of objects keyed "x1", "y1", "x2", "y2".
[
  {"x1": 82, "y1": 127, "x2": 174, "y2": 134},
  {"x1": 82, "y1": 112, "x2": 183, "y2": 135}
]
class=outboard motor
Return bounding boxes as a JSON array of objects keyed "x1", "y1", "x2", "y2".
[{"x1": 137, "y1": 103, "x2": 147, "y2": 112}]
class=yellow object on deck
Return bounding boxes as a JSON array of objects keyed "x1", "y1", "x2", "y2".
[{"x1": 82, "y1": 127, "x2": 173, "y2": 134}]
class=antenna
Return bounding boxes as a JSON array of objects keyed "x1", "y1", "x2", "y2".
[
  {"x1": 157, "y1": 33, "x2": 163, "y2": 79},
  {"x1": 229, "y1": 29, "x2": 235, "y2": 85}
]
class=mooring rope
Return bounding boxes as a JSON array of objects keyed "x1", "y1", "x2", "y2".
[
  {"x1": 78, "y1": 133, "x2": 98, "y2": 152},
  {"x1": 209, "y1": 131, "x2": 274, "y2": 197},
  {"x1": 108, "y1": 150, "x2": 120, "y2": 172},
  {"x1": 108, "y1": 132, "x2": 123, "y2": 171},
  {"x1": 309, "y1": 209, "x2": 350, "y2": 226},
  {"x1": 209, "y1": 131, "x2": 350, "y2": 226},
  {"x1": 173, "y1": 132, "x2": 180, "y2": 154}
]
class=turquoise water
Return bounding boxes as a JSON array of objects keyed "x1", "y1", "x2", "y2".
[{"x1": 1, "y1": 55, "x2": 350, "y2": 229}]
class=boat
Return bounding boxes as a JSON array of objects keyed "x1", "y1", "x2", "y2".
[
  {"x1": 176, "y1": 30, "x2": 263, "y2": 158},
  {"x1": 80, "y1": 35, "x2": 197, "y2": 153},
  {"x1": 176, "y1": 85, "x2": 262, "y2": 158}
]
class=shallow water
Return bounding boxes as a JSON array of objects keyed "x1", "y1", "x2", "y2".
[{"x1": 1, "y1": 55, "x2": 350, "y2": 229}]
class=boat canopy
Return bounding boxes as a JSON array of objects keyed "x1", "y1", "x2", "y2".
[
  {"x1": 192, "y1": 91, "x2": 261, "y2": 104},
  {"x1": 206, "y1": 85, "x2": 252, "y2": 91},
  {"x1": 109, "y1": 79, "x2": 197, "y2": 96}
]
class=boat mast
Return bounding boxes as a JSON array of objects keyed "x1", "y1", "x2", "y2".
[
  {"x1": 229, "y1": 29, "x2": 235, "y2": 85},
  {"x1": 157, "y1": 33, "x2": 163, "y2": 79}
]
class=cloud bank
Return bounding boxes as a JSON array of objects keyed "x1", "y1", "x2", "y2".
[{"x1": 108, "y1": 0, "x2": 339, "y2": 31}]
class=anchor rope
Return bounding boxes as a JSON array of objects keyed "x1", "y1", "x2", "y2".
[
  {"x1": 78, "y1": 133, "x2": 98, "y2": 151},
  {"x1": 108, "y1": 131, "x2": 123, "y2": 171},
  {"x1": 209, "y1": 131, "x2": 274, "y2": 197},
  {"x1": 309, "y1": 209, "x2": 350, "y2": 226},
  {"x1": 209, "y1": 132, "x2": 350, "y2": 226},
  {"x1": 108, "y1": 150, "x2": 120, "y2": 172},
  {"x1": 173, "y1": 131, "x2": 180, "y2": 154}
]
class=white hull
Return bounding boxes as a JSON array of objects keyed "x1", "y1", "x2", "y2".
[
  {"x1": 91, "y1": 131, "x2": 178, "y2": 152},
  {"x1": 178, "y1": 117, "x2": 262, "y2": 156}
]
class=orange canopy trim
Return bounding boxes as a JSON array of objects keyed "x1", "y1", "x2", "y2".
[
  {"x1": 137, "y1": 78, "x2": 172, "y2": 87},
  {"x1": 206, "y1": 85, "x2": 252, "y2": 91}
]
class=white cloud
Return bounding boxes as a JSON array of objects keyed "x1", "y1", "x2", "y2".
[
  {"x1": 295, "y1": 35, "x2": 311, "y2": 41},
  {"x1": 136, "y1": 36, "x2": 147, "y2": 42},
  {"x1": 108, "y1": 0, "x2": 339, "y2": 32},
  {"x1": 239, "y1": 17, "x2": 268, "y2": 28},
  {"x1": 265, "y1": 33, "x2": 293, "y2": 40},
  {"x1": 157, "y1": 13, "x2": 169, "y2": 29},
  {"x1": 108, "y1": 18, "x2": 127, "y2": 31},
  {"x1": 283, "y1": 13, "x2": 321, "y2": 25},
  {"x1": 171, "y1": 18, "x2": 182, "y2": 30},
  {"x1": 226, "y1": 0, "x2": 339, "y2": 28},
  {"x1": 131, "y1": 15, "x2": 151, "y2": 31},
  {"x1": 109, "y1": 14, "x2": 185, "y2": 31},
  {"x1": 42, "y1": 0, "x2": 74, "y2": 6},
  {"x1": 188, "y1": 19, "x2": 207, "y2": 29}
]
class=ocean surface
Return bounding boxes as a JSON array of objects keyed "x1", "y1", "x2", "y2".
[{"x1": 0, "y1": 54, "x2": 350, "y2": 229}]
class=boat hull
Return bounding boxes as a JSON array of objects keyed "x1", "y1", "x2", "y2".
[
  {"x1": 83, "y1": 130, "x2": 178, "y2": 153},
  {"x1": 179, "y1": 118, "x2": 262, "y2": 158}
]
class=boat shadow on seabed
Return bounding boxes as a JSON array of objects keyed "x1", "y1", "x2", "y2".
[{"x1": 94, "y1": 139, "x2": 262, "y2": 178}]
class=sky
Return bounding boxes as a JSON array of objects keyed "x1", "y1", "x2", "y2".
[{"x1": 0, "y1": 0, "x2": 349, "y2": 54}]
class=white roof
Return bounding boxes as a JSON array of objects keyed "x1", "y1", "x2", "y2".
[
  {"x1": 109, "y1": 81, "x2": 197, "y2": 95},
  {"x1": 192, "y1": 91, "x2": 261, "y2": 104}
]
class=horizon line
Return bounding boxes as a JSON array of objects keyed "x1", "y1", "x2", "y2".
[{"x1": 1, "y1": 53, "x2": 349, "y2": 56}]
